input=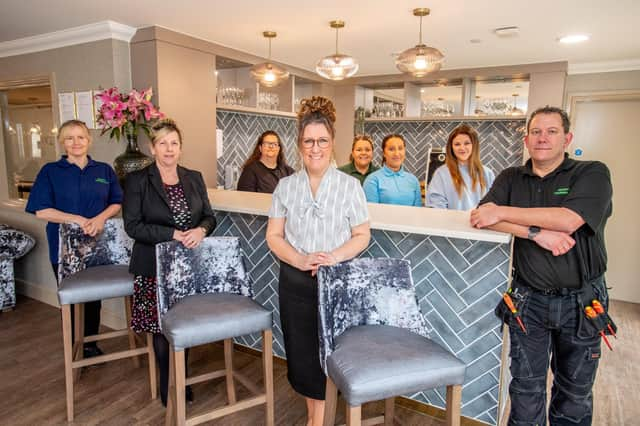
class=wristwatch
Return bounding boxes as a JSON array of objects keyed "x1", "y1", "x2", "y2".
[{"x1": 528, "y1": 226, "x2": 541, "y2": 240}]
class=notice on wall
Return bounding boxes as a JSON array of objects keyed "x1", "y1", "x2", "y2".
[
  {"x1": 58, "y1": 92, "x2": 76, "y2": 123},
  {"x1": 216, "y1": 128, "x2": 224, "y2": 159},
  {"x1": 75, "y1": 91, "x2": 95, "y2": 128}
]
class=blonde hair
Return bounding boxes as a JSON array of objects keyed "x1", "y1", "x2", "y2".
[
  {"x1": 151, "y1": 118, "x2": 182, "y2": 145},
  {"x1": 58, "y1": 120, "x2": 91, "y2": 145}
]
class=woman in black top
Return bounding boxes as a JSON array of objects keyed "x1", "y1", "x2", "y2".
[
  {"x1": 236, "y1": 130, "x2": 294, "y2": 193},
  {"x1": 123, "y1": 119, "x2": 216, "y2": 406}
]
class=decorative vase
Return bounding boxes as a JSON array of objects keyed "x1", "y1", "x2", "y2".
[{"x1": 113, "y1": 132, "x2": 153, "y2": 186}]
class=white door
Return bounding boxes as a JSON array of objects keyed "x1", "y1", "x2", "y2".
[{"x1": 570, "y1": 95, "x2": 640, "y2": 303}]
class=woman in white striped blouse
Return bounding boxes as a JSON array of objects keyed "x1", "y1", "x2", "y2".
[{"x1": 266, "y1": 96, "x2": 371, "y2": 426}]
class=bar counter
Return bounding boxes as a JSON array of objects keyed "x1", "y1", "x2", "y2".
[
  {"x1": 209, "y1": 189, "x2": 511, "y2": 425},
  {"x1": 1, "y1": 191, "x2": 512, "y2": 425}
]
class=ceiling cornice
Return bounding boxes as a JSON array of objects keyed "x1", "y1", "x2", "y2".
[
  {"x1": 568, "y1": 59, "x2": 640, "y2": 75},
  {"x1": 0, "y1": 20, "x2": 137, "y2": 59}
]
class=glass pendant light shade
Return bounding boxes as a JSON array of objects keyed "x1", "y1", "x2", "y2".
[
  {"x1": 251, "y1": 31, "x2": 290, "y2": 88},
  {"x1": 316, "y1": 53, "x2": 359, "y2": 80},
  {"x1": 396, "y1": 8, "x2": 444, "y2": 77},
  {"x1": 315, "y1": 20, "x2": 359, "y2": 81}
]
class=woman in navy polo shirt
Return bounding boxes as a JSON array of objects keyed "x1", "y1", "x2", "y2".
[{"x1": 26, "y1": 119, "x2": 123, "y2": 358}]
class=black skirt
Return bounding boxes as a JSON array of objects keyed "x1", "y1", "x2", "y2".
[{"x1": 278, "y1": 262, "x2": 326, "y2": 400}]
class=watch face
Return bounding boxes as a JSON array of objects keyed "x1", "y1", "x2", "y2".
[{"x1": 528, "y1": 226, "x2": 540, "y2": 240}]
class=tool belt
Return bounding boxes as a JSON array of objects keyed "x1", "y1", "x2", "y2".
[{"x1": 495, "y1": 274, "x2": 617, "y2": 339}]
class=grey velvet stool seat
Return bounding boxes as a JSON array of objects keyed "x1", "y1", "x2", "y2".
[
  {"x1": 57, "y1": 219, "x2": 157, "y2": 421},
  {"x1": 318, "y1": 258, "x2": 467, "y2": 426},
  {"x1": 156, "y1": 237, "x2": 274, "y2": 426}
]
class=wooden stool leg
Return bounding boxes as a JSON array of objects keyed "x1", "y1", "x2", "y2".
[
  {"x1": 224, "y1": 338, "x2": 237, "y2": 405},
  {"x1": 61, "y1": 304, "x2": 75, "y2": 421},
  {"x1": 72, "y1": 303, "x2": 85, "y2": 382},
  {"x1": 125, "y1": 296, "x2": 141, "y2": 368},
  {"x1": 384, "y1": 397, "x2": 395, "y2": 426},
  {"x1": 446, "y1": 384, "x2": 462, "y2": 426},
  {"x1": 323, "y1": 377, "x2": 338, "y2": 426},
  {"x1": 346, "y1": 404, "x2": 361, "y2": 426},
  {"x1": 262, "y1": 330, "x2": 274, "y2": 426},
  {"x1": 147, "y1": 333, "x2": 157, "y2": 400},
  {"x1": 175, "y1": 350, "x2": 186, "y2": 426},
  {"x1": 166, "y1": 349, "x2": 175, "y2": 426}
]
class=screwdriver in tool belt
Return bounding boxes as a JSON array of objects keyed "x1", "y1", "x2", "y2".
[
  {"x1": 591, "y1": 300, "x2": 616, "y2": 338},
  {"x1": 584, "y1": 306, "x2": 613, "y2": 351},
  {"x1": 503, "y1": 293, "x2": 527, "y2": 333}
]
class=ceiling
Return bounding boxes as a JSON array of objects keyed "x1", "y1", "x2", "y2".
[{"x1": 1, "y1": 0, "x2": 639, "y2": 76}]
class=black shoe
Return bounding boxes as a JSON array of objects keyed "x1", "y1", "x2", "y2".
[{"x1": 83, "y1": 345, "x2": 104, "y2": 358}]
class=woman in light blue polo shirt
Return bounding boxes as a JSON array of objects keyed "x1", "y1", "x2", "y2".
[
  {"x1": 363, "y1": 134, "x2": 422, "y2": 206},
  {"x1": 26, "y1": 119, "x2": 122, "y2": 358}
]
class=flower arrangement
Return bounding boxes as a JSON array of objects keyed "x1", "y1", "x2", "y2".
[{"x1": 95, "y1": 87, "x2": 164, "y2": 141}]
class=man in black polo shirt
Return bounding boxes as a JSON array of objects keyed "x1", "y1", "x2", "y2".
[{"x1": 470, "y1": 106, "x2": 613, "y2": 425}]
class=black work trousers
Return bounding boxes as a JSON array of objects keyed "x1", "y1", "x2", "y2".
[{"x1": 507, "y1": 286, "x2": 602, "y2": 425}]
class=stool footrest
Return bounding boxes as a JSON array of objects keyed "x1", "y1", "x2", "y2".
[
  {"x1": 83, "y1": 328, "x2": 131, "y2": 343},
  {"x1": 186, "y1": 395, "x2": 267, "y2": 426},
  {"x1": 72, "y1": 346, "x2": 149, "y2": 368},
  {"x1": 186, "y1": 369, "x2": 226, "y2": 386}
]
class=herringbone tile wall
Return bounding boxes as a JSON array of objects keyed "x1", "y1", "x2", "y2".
[
  {"x1": 216, "y1": 111, "x2": 525, "y2": 188},
  {"x1": 213, "y1": 211, "x2": 510, "y2": 425},
  {"x1": 364, "y1": 119, "x2": 526, "y2": 179},
  {"x1": 216, "y1": 110, "x2": 299, "y2": 187}
]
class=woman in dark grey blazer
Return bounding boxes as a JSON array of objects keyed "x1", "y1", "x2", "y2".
[{"x1": 123, "y1": 119, "x2": 216, "y2": 406}]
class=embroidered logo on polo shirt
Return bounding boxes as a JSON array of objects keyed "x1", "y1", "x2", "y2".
[
  {"x1": 553, "y1": 187, "x2": 570, "y2": 195},
  {"x1": 95, "y1": 178, "x2": 109, "y2": 184}
]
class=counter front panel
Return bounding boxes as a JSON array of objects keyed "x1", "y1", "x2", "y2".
[{"x1": 213, "y1": 210, "x2": 509, "y2": 425}]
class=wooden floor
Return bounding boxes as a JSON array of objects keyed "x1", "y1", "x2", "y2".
[
  {"x1": 498, "y1": 299, "x2": 640, "y2": 426},
  {"x1": 0, "y1": 296, "x2": 449, "y2": 425},
  {"x1": 1, "y1": 297, "x2": 637, "y2": 425}
]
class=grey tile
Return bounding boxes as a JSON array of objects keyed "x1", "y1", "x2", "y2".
[
  {"x1": 463, "y1": 241, "x2": 501, "y2": 264},
  {"x1": 459, "y1": 311, "x2": 503, "y2": 345},
  {"x1": 461, "y1": 392, "x2": 497, "y2": 420},
  {"x1": 426, "y1": 310, "x2": 465, "y2": 353},
  {"x1": 460, "y1": 291, "x2": 503, "y2": 324},
  {"x1": 432, "y1": 236, "x2": 469, "y2": 270},
  {"x1": 371, "y1": 229, "x2": 403, "y2": 258},
  {"x1": 462, "y1": 247, "x2": 509, "y2": 284},
  {"x1": 456, "y1": 330, "x2": 502, "y2": 365},
  {"x1": 428, "y1": 250, "x2": 468, "y2": 293},
  {"x1": 426, "y1": 269, "x2": 467, "y2": 312},
  {"x1": 460, "y1": 269, "x2": 507, "y2": 305},
  {"x1": 425, "y1": 290, "x2": 466, "y2": 332},
  {"x1": 462, "y1": 373, "x2": 499, "y2": 403}
]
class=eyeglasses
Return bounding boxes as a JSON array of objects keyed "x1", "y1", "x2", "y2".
[
  {"x1": 301, "y1": 137, "x2": 331, "y2": 149},
  {"x1": 262, "y1": 142, "x2": 280, "y2": 149}
]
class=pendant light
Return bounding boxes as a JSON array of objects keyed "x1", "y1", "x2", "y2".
[
  {"x1": 510, "y1": 93, "x2": 525, "y2": 115},
  {"x1": 250, "y1": 31, "x2": 290, "y2": 88},
  {"x1": 395, "y1": 8, "x2": 444, "y2": 77},
  {"x1": 316, "y1": 20, "x2": 359, "y2": 81}
]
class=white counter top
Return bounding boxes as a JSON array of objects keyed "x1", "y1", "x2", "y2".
[
  {"x1": 208, "y1": 189, "x2": 511, "y2": 244},
  {"x1": 2, "y1": 190, "x2": 511, "y2": 244}
]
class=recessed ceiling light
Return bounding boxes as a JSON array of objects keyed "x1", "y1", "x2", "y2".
[
  {"x1": 558, "y1": 34, "x2": 589, "y2": 44},
  {"x1": 470, "y1": 39, "x2": 482, "y2": 44}
]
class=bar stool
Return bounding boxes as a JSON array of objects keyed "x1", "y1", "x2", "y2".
[
  {"x1": 57, "y1": 219, "x2": 157, "y2": 421},
  {"x1": 317, "y1": 258, "x2": 467, "y2": 426},
  {"x1": 155, "y1": 236, "x2": 274, "y2": 426}
]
